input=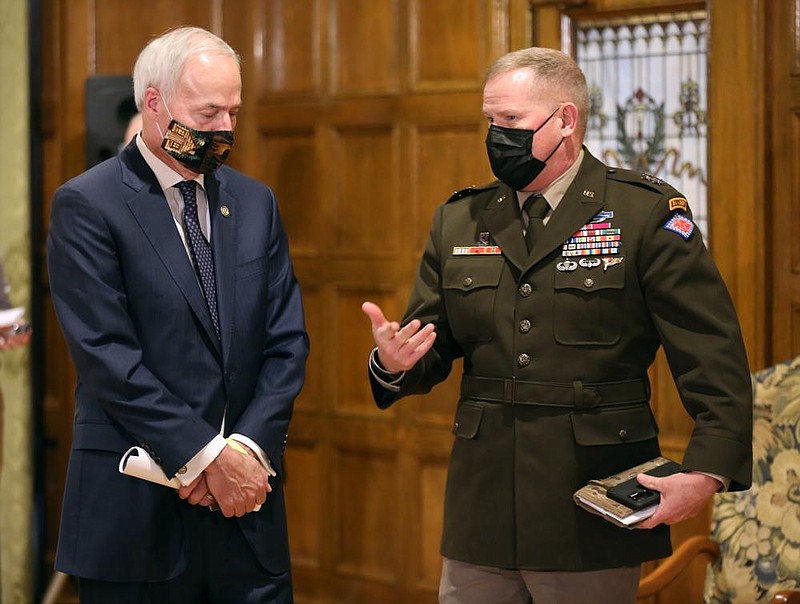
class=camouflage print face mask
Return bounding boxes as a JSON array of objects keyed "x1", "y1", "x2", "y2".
[{"x1": 160, "y1": 119, "x2": 234, "y2": 174}]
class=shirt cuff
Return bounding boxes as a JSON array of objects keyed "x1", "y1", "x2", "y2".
[
  {"x1": 228, "y1": 434, "x2": 277, "y2": 477},
  {"x1": 691, "y1": 470, "x2": 730, "y2": 492},
  {"x1": 174, "y1": 434, "x2": 227, "y2": 487},
  {"x1": 369, "y1": 347, "x2": 404, "y2": 392}
]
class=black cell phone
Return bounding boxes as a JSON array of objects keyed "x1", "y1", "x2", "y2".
[{"x1": 606, "y1": 460, "x2": 682, "y2": 510}]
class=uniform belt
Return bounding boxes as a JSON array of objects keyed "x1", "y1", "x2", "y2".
[{"x1": 460, "y1": 375, "x2": 649, "y2": 409}]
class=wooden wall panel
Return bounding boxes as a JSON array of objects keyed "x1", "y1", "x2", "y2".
[
  {"x1": 409, "y1": 0, "x2": 483, "y2": 90},
  {"x1": 769, "y1": 0, "x2": 800, "y2": 364},
  {"x1": 285, "y1": 442, "x2": 324, "y2": 568},
  {"x1": 334, "y1": 447, "x2": 399, "y2": 581},
  {"x1": 93, "y1": 2, "x2": 219, "y2": 74},
  {"x1": 332, "y1": 127, "x2": 399, "y2": 253},
  {"x1": 261, "y1": 0, "x2": 322, "y2": 96},
  {"x1": 335, "y1": 288, "x2": 391, "y2": 414},
  {"x1": 331, "y1": 0, "x2": 399, "y2": 95},
  {"x1": 262, "y1": 131, "x2": 320, "y2": 255}
]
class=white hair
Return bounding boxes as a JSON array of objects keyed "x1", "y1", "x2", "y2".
[{"x1": 132, "y1": 26, "x2": 240, "y2": 110}]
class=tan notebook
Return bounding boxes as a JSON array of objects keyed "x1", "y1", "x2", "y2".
[{"x1": 573, "y1": 456, "x2": 680, "y2": 529}]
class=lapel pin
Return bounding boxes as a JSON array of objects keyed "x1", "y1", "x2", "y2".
[{"x1": 220, "y1": 205, "x2": 230, "y2": 218}]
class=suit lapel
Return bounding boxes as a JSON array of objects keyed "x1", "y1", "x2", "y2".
[
  {"x1": 206, "y1": 174, "x2": 235, "y2": 362},
  {"x1": 527, "y1": 151, "x2": 609, "y2": 268},
  {"x1": 122, "y1": 150, "x2": 222, "y2": 356}
]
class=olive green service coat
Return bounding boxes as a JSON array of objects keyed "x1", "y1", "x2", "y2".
[{"x1": 370, "y1": 149, "x2": 752, "y2": 571}]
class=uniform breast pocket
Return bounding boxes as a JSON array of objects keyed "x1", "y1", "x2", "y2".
[
  {"x1": 553, "y1": 266, "x2": 624, "y2": 345},
  {"x1": 443, "y1": 257, "x2": 503, "y2": 342}
]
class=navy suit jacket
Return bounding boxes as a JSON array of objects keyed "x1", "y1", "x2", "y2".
[{"x1": 47, "y1": 142, "x2": 309, "y2": 581}]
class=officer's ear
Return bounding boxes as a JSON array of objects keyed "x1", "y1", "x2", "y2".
[{"x1": 558, "y1": 103, "x2": 579, "y2": 136}]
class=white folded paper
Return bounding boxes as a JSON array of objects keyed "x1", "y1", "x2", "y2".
[
  {"x1": 0, "y1": 307, "x2": 25, "y2": 328},
  {"x1": 119, "y1": 446, "x2": 181, "y2": 487}
]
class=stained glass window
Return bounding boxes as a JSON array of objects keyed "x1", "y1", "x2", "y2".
[{"x1": 575, "y1": 11, "x2": 709, "y2": 239}]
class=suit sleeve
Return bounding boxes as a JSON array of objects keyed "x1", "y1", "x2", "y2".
[
  {"x1": 639, "y1": 199, "x2": 753, "y2": 489},
  {"x1": 47, "y1": 185, "x2": 220, "y2": 474},
  {"x1": 227, "y1": 194, "x2": 309, "y2": 474}
]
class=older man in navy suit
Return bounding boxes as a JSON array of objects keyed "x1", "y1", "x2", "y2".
[{"x1": 47, "y1": 26, "x2": 308, "y2": 604}]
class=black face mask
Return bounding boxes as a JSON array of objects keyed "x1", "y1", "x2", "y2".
[{"x1": 485, "y1": 107, "x2": 563, "y2": 190}]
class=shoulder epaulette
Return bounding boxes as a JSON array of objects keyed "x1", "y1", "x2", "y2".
[
  {"x1": 606, "y1": 167, "x2": 691, "y2": 213},
  {"x1": 605, "y1": 167, "x2": 681, "y2": 195},
  {"x1": 446, "y1": 181, "x2": 500, "y2": 203}
]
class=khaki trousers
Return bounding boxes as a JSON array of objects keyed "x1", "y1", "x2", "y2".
[{"x1": 439, "y1": 557, "x2": 641, "y2": 604}]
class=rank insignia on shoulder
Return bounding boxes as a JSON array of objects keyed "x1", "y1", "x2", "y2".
[
  {"x1": 642, "y1": 173, "x2": 665, "y2": 186},
  {"x1": 448, "y1": 185, "x2": 478, "y2": 202},
  {"x1": 663, "y1": 213, "x2": 695, "y2": 240}
]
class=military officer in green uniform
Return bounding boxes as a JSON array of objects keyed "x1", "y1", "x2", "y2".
[{"x1": 362, "y1": 47, "x2": 752, "y2": 604}]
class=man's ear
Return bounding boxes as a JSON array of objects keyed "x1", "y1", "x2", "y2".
[
  {"x1": 143, "y1": 87, "x2": 161, "y2": 115},
  {"x1": 559, "y1": 102, "x2": 579, "y2": 136}
]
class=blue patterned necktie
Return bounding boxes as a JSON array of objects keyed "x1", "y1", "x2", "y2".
[
  {"x1": 176, "y1": 180, "x2": 220, "y2": 338},
  {"x1": 523, "y1": 194, "x2": 549, "y2": 252}
]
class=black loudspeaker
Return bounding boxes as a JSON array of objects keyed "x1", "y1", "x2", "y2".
[{"x1": 85, "y1": 75, "x2": 137, "y2": 168}]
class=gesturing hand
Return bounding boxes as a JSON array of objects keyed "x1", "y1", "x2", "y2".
[{"x1": 361, "y1": 301, "x2": 436, "y2": 374}]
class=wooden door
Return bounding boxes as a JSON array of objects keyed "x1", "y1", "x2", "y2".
[{"x1": 769, "y1": 0, "x2": 800, "y2": 364}]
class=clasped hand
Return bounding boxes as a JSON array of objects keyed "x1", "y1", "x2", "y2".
[
  {"x1": 178, "y1": 443, "x2": 271, "y2": 518},
  {"x1": 361, "y1": 301, "x2": 436, "y2": 373}
]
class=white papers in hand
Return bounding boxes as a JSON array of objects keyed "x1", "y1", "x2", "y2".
[
  {"x1": 119, "y1": 446, "x2": 181, "y2": 488},
  {"x1": 0, "y1": 307, "x2": 25, "y2": 328}
]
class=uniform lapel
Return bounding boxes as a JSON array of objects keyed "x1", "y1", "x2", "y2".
[
  {"x1": 206, "y1": 173, "x2": 235, "y2": 362},
  {"x1": 527, "y1": 151, "x2": 609, "y2": 268},
  {"x1": 479, "y1": 184, "x2": 529, "y2": 272},
  {"x1": 122, "y1": 149, "x2": 222, "y2": 356}
]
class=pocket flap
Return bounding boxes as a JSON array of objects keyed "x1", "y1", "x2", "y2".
[
  {"x1": 443, "y1": 257, "x2": 503, "y2": 291},
  {"x1": 452, "y1": 403, "x2": 484, "y2": 439},
  {"x1": 571, "y1": 405, "x2": 657, "y2": 446}
]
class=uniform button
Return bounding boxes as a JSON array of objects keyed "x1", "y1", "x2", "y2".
[
  {"x1": 463, "y1": 277, "x2": 473, "y2": 287},
  {"x1": 618, "y1": 429, "x2": 628, "y2": 441},
  {"x1": 519, "y1": 283, "x2": 532, "y2": 297},
  {"x1": 517, "y1": 353, "x2": 531, "y2": 367},
  {"x1": 177, "y1": 465, "x2": 188, "y2": 475},
  {"x1": 452, "y1": 421, "x2": 459, "y2": 434},
  {"x1": 584, "y1": 278, "x2": 594, "y2": 288},
  {"x1": 519, "y1": 319, "x2": 531, "y2": 333}
]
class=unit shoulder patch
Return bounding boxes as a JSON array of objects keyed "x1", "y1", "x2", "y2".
[{"x1": 663, "y1": 213, "x2": 695, "y2": 240}]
